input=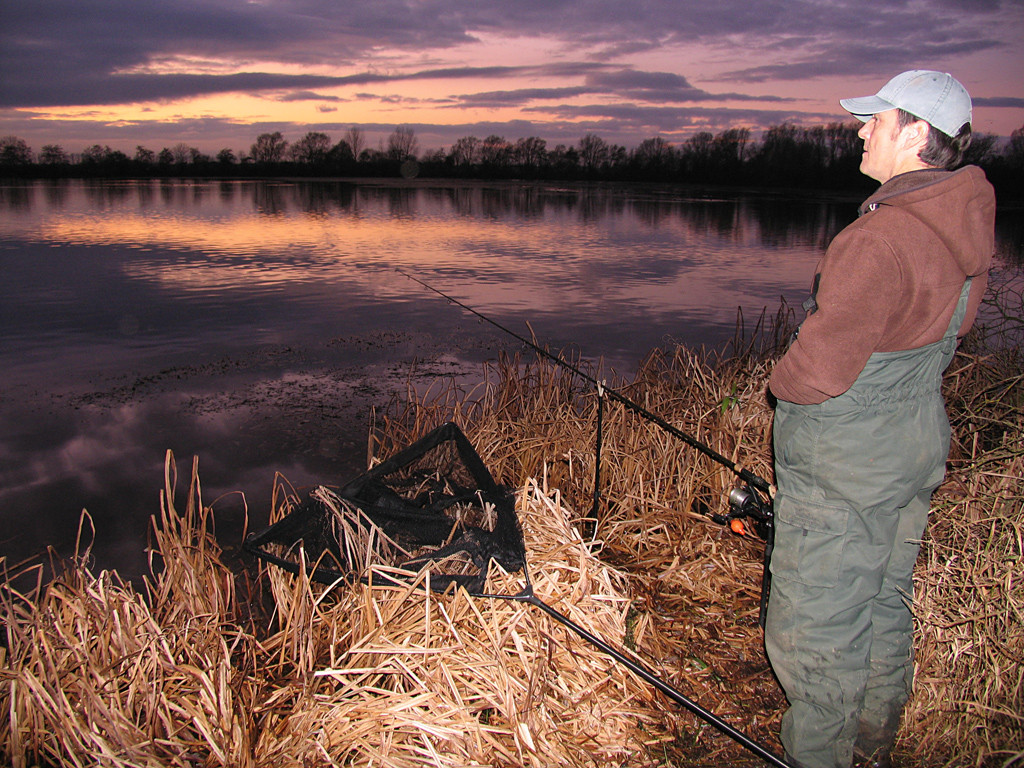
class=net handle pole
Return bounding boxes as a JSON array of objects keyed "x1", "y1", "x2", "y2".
[
  {"x1": 590, "y1": 382, "x2": 605, "y2": 525},
  {"x1": 521, "y1": 592, "x2": 794, "y2": 768},
  {"x1": 396, "y1": 268, "x2": 771, "y2": 494}
]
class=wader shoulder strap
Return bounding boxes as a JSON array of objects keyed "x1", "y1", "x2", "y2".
[{"x1": 942, "y1": 276, "x2": 974, "y2": 348}]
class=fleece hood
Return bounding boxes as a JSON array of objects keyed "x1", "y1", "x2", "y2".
[{"x1": 858, "y1": 165, "x2": 994, "y2": 277}]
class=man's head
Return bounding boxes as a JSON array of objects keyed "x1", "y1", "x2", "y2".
[{"x1": 841, "y1": 70, "x2": 974, "y2": 182}]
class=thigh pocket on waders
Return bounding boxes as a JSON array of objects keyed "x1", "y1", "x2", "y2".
[{"x1": 770, "y1": 494, "x2": 850, "y2": 588}]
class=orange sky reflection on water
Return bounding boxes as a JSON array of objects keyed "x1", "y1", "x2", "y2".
[{"x1": 26, "y1": 183, "x2": 830, "y2": 326}]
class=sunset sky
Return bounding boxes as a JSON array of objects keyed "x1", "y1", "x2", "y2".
[{"x1": 2, "y1": 0, "x2": 1023, "y2": 158}]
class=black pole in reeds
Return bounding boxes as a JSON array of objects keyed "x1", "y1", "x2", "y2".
[{"x1": 590, "y1": 383, "x2": 605, "y2": 523}]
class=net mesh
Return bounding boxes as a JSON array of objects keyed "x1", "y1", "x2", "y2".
[{"x1": 245, "y1": 422, "x2": 526, "y2": 594}]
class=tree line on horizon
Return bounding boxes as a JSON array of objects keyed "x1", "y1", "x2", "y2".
[{"x1": 2, "y1": 121, "x2": 1022, "y2": 192}]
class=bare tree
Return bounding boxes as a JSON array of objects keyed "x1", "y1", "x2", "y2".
[
  {"x1": 251, "y1": 131, "x2": 288, "y2": 163},
  {"x1": 290, "y1": 131, "x2": 332, "y2": 164},
  {"x1": 171, "y1": 143, "x2": 191, "y2": 164},
  {"x1": 631, "y1": 137, "x2": 675, "y2": 174},
  {"x1": 386, "y1": 126, "x2": 418, "y2": 162},
  {"x1": 39, "y1": 144, "x2": 68, "y2": 164},
  {"x1": 0, "y1": 136, "x2": 32, "y2": 165},
  {"x1": 328, "y1": 139, "x2": 354, "y2": 166},
  {"x1": 962, "y1": 132, "x2": 999, "y2": 166},
  {"x1": 479, "y1": 135, "x2": 512, "y2": 166},
  {"x1": 420, "y1": 147, "x2": 446, "y2": 164},
  {"x1": 711, "y1": 128, "x2": 750, "y2": 164},
  {"x1": 1008, "y1": 124, "x2": 1024, "y2": 170},
  {"x1": 824, "y1": 122, "x2": 858, "y2": 167},
  {"x1": 578, "y1": 134, "x2": 609, "y2": 172},
  {"x1": 80, "y1": 144, "x2": 108, "y2": 164},
  {"x1": 344, "y1": 126, "x2": 365, "y2": 161},
  {"x1": 513, "y1": 136, "x2": 547, "y2": 169},
  {"x1": 449, "y1": 136, "x2": 480, "y2": 166}
]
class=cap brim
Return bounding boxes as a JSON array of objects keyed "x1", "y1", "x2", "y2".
[{"x1": 840, "y1": 94, "x2": 896, "y2": 121}]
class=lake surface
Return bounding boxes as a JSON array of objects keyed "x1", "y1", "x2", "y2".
[{"x1": 1, "y1": 178, "x2": 1020, "y2": 581}]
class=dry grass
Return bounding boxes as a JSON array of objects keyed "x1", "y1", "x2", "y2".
[
  {"x1": 1, "y1": 454, "x2": 687, "y2": 767},
  {"x1": 1, "y1": 456, "x2": 259, "y2": 768},
  {"x1": 371, "y1": 344, "x2": 789, "y2": 765},
  {"x1": 903, "y1": 293, "x2": 1024, "y2": 768},
  {"x1": 1, "y1": 288, "x2": 1020, "y2": 767}
]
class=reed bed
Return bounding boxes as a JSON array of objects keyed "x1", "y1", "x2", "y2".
[
  {"x1": 2, "y1": 288, "x2": 1020, "y2": 766},
  {"x1": 2, "y1": 454, "x2": 685, "y2": 766},
  {"x1": 257, "y1": 476, "x2": 683, "y2": 767},
  {"x1": 1, "y1": 456, "x2": 259, "y2": 768}
]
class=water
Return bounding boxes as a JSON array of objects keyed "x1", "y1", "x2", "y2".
[{"x1": 1, "y1": 178, "x2": 1019, "y2": 580}]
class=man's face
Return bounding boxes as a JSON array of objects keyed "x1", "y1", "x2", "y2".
[{"x1": 857, "y1": 108, "x2": 908, "y2": 184}]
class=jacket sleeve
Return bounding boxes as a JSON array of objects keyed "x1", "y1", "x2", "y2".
[{"x1": 769, "y1": 224, "x2": 901, "y2": 404}]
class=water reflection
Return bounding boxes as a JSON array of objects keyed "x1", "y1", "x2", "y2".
[{"x1": 0, "y1": 178, "x2": 1019, "y2": 583}]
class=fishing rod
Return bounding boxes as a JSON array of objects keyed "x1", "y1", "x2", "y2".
[
  {"x1": 398, "y1": 268, "x2": 777, "y2": 624},
  {"x1": 396, "y1": 269, "x2": 774, "y2": 507}
]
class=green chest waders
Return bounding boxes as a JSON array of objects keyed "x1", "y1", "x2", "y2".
[{"x1": 765, "y1": 279, "x2": 973, "y2": 768}]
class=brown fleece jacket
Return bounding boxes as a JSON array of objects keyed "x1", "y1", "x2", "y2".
[{"x1": 770, "y1": 165, "x2": 996, "y2": 405}]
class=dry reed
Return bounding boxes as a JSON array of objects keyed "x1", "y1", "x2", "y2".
[
  {"x1": 374, "y1": 345, "x2": 788, "y2": 765},
  {"x1": 1, "y1": 454, "x2": 259, "y2": 768},
  {"x1": 1, "y1": 454, "x2": 685, "y2": 766}
]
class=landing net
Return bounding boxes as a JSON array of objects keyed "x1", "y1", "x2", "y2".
[{"x1": 245, "y1": 422, "x2": 526, "y2": 595}]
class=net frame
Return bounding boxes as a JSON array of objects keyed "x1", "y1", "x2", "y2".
[{"x1": 245, "y1": 421, "x2": 527, "y2": 595}]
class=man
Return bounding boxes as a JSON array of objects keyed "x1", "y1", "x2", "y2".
[{"x1": 765, "y1": 70, "x2": 996, "y2": 768}]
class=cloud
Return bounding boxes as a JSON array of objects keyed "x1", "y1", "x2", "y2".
[
  {"x1": 447, "y1": 70, "x2": 791, "y2": 110},
  {"x1": 523, "y1": 102, "x2": 838, "y2": 137},
  {"x1": 2, "y1": 0, "x2": 1016, "y2": 108},
  {"x1": 725, "y1": 40, "x2": 1006, "y2": 83},
  {"x1": 0, "y1": 0, "x2": 479, "y2": 107},
  {"x1": 715, "y1": 0, "x2": 1014, "y2": 83},
  {"x1": 584, "y1": 71, "x2": 790, "y2": 103},
  {"x1": 451, "y1": 87, "x2": 594, "y2": 108},
  {"x1": 1, "y1": 0, "x2": 1020, "y2": 146},
  {"x1": 974, "y1": 96, "x2": 1024, "y2": 109},
  {"x1": 0, "y1": 58, "x2": 611, "y2": 109},
  {"x1": 279, "y1": 91, "x2": 345, "y2": 103}
]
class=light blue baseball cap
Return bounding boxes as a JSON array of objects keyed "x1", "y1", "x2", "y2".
[{"x1": 840, "y1": 70, "x2": 972, "y2": 137}]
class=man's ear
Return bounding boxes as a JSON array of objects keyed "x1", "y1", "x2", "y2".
[{"x1": 900, "y1": 119, "x2": 930, "y2": 153}]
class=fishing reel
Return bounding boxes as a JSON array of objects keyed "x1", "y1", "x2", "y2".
[{"x1": 711, "y1": 482, "x2": 774, "y2": 542}]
